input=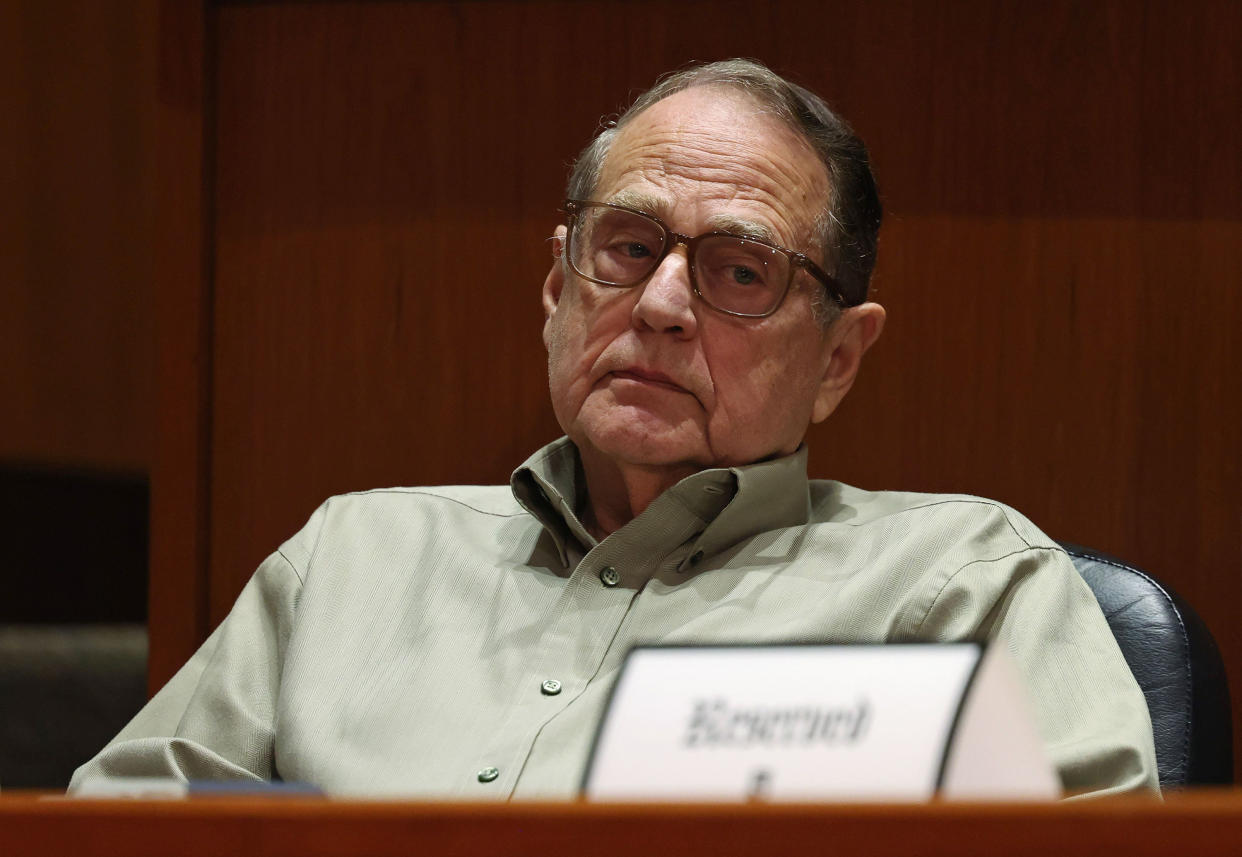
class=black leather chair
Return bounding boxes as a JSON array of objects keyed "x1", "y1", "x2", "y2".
[
  {"x1": 0, "y1": 467, "x2": 150, "y2": 790},
  {"x1": 1062, "y1": 542, "x2": 1233, "y2": 787},
  {"x1": 0, "y1": 624, "x2": 147, "y2": 790}
]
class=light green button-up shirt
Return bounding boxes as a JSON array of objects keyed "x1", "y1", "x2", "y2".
[{"x1": 71, "y1": 438, "x2": 1158, "y2": 797}]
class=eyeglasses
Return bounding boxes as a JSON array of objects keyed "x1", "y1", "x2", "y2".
[{"x1": 562, "y1": 199, "x2": 847, "y2": 318}]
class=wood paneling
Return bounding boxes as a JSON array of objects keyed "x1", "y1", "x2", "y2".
[
  {"x1": 0, "y1": 1, "x2": 157, "y2": 472},
  {"x1": 156, "y1": 0, "x2": 1242, "y2": 768},
  {"x1": 148, "y1": 0, "x2": 214, "y2": 693}
]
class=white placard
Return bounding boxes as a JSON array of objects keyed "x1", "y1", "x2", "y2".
[{"x1": 582, "y1": 643, "x2": 1059, "y2": 802}]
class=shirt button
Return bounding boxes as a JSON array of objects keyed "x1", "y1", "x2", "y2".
[
  {"x1": 477, "y1": 766, "x2": 500, "y2": 783},
  {"x1": 599, "y1": 566, "x2": 620, "y2": 587},
  {"x1": 541, "y1": 679, "x2": 563, "y2": 696}
]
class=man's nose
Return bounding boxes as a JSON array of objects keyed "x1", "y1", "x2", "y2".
[{"x1": 631, "y1": 247, "x2": 699, "y2": 338}]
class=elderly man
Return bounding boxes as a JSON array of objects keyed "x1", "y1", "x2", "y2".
[{"x1": 72, "y1": 60, "x2": 1157, "y2": 797}]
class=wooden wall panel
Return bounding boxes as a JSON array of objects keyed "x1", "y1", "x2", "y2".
[
  {"x1": 148, "y1": 0, "x2": 213, "y2": 692},
  {"x1": 0, "y1": 0, "x2": 157, "y2": 472},
  {"x1": 161, "y1": 0, "x2": 1241, "y2": 767}
]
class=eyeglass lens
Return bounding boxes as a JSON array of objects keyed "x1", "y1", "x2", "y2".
[{"x1": 569, "y1": 205, "x2": 791, "y2": 317}]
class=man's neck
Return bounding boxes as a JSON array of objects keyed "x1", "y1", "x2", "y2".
[{"x1": 576, "y1": 448, "x2": 700, "y2": 540}]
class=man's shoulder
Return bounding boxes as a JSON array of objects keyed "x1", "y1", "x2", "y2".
[
  {"x1": 276, "y1": 484, "x2": 528, "y2": 570},
  {"x1": 807, "y1": 480, "x2": 1058, "y2": 550},
  {"x1": 325, "y1": 484, "x2": 526, "y2": 519},
  {"x1": 274, "y1": 484, "x2": 536, "y2": 576}
]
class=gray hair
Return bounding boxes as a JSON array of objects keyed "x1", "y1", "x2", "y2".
[{"x1": 566, "y1": 59, "x2": 881, "y2": 319}]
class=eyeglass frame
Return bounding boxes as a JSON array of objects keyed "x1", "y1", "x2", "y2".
[{"x1": 561, "y1": 199, "x2": 851, "y2": 318}]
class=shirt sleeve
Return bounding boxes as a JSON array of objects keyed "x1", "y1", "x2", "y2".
[
  {"x1": 67, "y1": 543, "x2": 305, "y2": 791},
  {"x1": 910, "y1": 540, "x2": 1161, "y2": 797}
]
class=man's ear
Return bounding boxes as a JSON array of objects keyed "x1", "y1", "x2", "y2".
[
  {"x1": 542, "y1": 226, "x2": 568, "y2": 348},
  {"x1": 811, "y1": 302, "x2": 886, "y2": 424}
]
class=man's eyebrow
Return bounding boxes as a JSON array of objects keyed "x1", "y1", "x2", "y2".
[
  {"x1": 601, "y1": 190, "x2": 780, "y2": 245},
  {"x1": 706, "y1": 213, "x2": 777, "y2": 244},
  {"x1": 604, "y1": 188, "x2": 673, "y2": 219}
]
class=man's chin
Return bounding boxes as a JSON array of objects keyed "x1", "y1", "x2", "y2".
[{"x1": 571, "y1": 420, "x2": 710, "y2": 473}]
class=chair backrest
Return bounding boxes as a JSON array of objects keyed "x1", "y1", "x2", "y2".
[
  {"x1": 1061, "y1": 542, "x2": 1233, "y2": 787},
  {"x1": 0, "y1": 624, "x2": 147, "y2": 790}
]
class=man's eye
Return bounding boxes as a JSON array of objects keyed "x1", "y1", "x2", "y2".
[
  {"x1": 731, "y1": 266, "x2": 760, "y2": 285},
  {"x1": 622, "y1": 242, "x2": 652, "y2": 259}
]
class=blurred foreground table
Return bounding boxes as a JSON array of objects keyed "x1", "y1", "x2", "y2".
[{"x1": 3, "y1": 791, "x2": 1241, "y2": 857}]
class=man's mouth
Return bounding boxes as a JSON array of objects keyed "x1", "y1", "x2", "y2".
[{"x1": 610, "y1": 368, "x2": 689, "y2": 394}]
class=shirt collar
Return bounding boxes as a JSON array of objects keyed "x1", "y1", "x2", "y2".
[
  {"x1": 511, "y1": 437, "x2": 811, "y2": 570},
  {"x1": 510, "y1": 437, "x2": 595, "y2": 566}
]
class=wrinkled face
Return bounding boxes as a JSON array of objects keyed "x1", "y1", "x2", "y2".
[{"x1": 543, "y1": 86, "x2": 838, "y2": 473}]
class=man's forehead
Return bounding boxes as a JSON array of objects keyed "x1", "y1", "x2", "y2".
[{"x1": 594, "y1": 87, "x2": 829, "y2": 248}]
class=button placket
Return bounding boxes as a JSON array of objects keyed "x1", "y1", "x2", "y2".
[{"x1": 513, "y1": 506, "x2": 710, "y2": 797}]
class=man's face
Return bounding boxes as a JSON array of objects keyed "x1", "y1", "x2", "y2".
[{"x1": 543, "y1": 86, "x2": 854, "y2": 475}]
